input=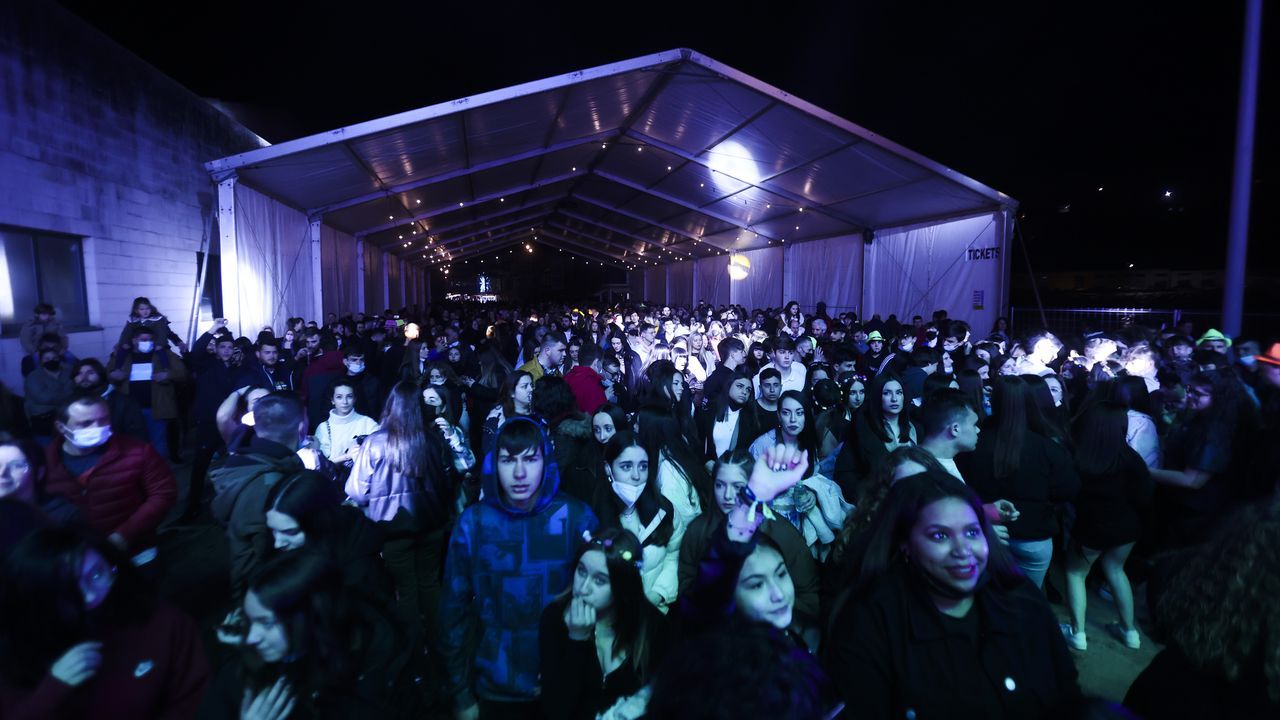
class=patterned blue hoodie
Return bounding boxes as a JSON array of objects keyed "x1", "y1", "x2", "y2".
[{"x1": 439, "y1": 417, "x2": 598, "y2": 710}]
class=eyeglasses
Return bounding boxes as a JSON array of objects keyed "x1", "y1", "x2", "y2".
[{"x1": 0, "y1": 461, "x2": 30, "y2": 475}]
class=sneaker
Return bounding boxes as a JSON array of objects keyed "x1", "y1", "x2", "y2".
[
  {"x1": 1060, "y1": 623, "x2": 1087, "y2": 651},
  {"x1": 1107, "y1": 623, "x2": 1141, "y2": 649}
]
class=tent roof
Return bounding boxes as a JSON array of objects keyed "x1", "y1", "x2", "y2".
[{"x1": 206, "y1": 48, "x2": 1015, "y2": 272}]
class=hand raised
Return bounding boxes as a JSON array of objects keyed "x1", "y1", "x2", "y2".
[
  {"x1": 50, "y1": 642, "x2": 103, "y2": 687},
  {"x1": 747, "y1": 444, "x2": 808, "y2": 504}
]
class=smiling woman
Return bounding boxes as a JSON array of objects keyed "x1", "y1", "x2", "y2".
[{"x1": 826, "y1": 472, "x2": 1083, "y2": 719}]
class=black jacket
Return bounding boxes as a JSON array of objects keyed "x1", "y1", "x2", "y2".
[
  {"x1": 826, "y1": 566, "x2": 1083, "y2": 720},
  {"x1": 959, "y1": 430, "x2": 1080, "y2": 540},
  {"x1": 538, "y1": 600, "x2": 671, "y2": 720}
]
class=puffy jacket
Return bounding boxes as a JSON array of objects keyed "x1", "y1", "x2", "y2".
[
  {"x1": 343, "y1": 430, "x2": 456, "y2": 530},
  {"x1": 44, "y1": 433, "x2": 177, "y2": 552},
  {"x1": 439, "y1": 418, "x2": 598, "y2": 710},
  {"x1": 563, "y1": 365, "x2": 607, "y2": 415},
  {"x1": 209, "y1": 439, "x2": 307, "y2": 597}
]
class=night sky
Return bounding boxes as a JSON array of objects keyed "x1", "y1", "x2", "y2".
[{"x1": 60, "y1": 1, "x2": 1277, "y2": 274}]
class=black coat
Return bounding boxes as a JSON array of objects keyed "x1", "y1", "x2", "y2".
[
  {"x1": 826, "y1": 566, "x2": 1083, "y2": 720},
  {"x1": 1124, "y1": 645, "x2": 1280, "y2": 719},
  {"x1": 959, "y1": 430, "x2": 1080, "y2": 541}
]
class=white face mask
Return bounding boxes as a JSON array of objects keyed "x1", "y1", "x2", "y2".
[
  {"x1": 1239, "y1": 356, "x2": 1257, "y2": 368},
  {"x1": 611, "y1": 481, "x2": 645, "y2": 508},
  {"x1": 348, "y1": 362, "x2": 365, "y2": 374},
  {"x1": 137, "y1": 341, "x2": 155, "y2": 353},
  {"x1": 241, "y1": 411, "x2": 256, "y2": 427},
  {"x1": 68, "y1": 425, "x2": 112, "y2": 449}
]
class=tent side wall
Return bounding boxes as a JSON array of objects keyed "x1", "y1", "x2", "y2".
[
  {"x1": 861, "y1": 210, "x2": 1011, "y2": 333},
  {"x1": 627, "y1": 233, "x2": 864, "y2": 315}
]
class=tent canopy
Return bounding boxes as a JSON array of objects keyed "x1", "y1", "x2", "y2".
[{"x1": 205, "y1": 48, "x2": 1015, "y2": 274}]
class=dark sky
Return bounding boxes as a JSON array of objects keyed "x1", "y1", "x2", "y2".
[{"x1": 61, "y1": 0, "x2": 1277, "y2": 272}]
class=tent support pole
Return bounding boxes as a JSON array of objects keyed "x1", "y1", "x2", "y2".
[
  {"x1": 1013, "y1": 218, "x2": 1048, "y2": 330},
  {"x1": 1222, "y1": 0, "x2": 1262, "y2": 336}
]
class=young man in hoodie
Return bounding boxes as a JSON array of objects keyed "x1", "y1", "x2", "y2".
[{"x1": 440, "y1": 417, "x2": 598, "y2": 720}]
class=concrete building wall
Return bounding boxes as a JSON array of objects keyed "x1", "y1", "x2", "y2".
[{"x1": 0, "y1": 1, "x2": 264, "y2": 393}]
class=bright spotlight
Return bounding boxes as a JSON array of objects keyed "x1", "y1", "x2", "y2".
[{"x1": 727, "y1": 253, "x2": 751, "y2": 281}]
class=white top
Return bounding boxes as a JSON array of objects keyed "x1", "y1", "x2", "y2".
[
  {"x1": 620, "y1": 506, "x2": 686, "y2": 613},
  {"x1": 937, "y1": 457, "x2": 965, "y2": 483},
  {"x1": 657, "y1": 453, "x2": 702, "y2": 529},
  {"x1": 711, "y1": 408, "x2": 740, "y2": 457},
  {"x1": 1126, "y1": 410, "x2": 1161, "y2": 468},
  {"x1": 315, "y1": 409, "x2": 380, "y2": 460},
  {"x1": 753, "y1": 361, "x2": 807, "y2": 397}
]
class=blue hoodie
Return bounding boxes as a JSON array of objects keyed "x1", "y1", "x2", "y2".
[{"x1": 439, "y1": 418, "x2": 598, "y2": 709}]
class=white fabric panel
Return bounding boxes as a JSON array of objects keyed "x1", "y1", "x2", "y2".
[
  {"x1": 667, "y1": 260, "x2": 694, "y2": 307},
  {"x1": 320, "y1": 225, "x2": 359, "y2": 316},
  {"x1": 644, "y1": 267, "x2": 667, "y2": 303},
  {"x1": 363, "y1": 244, "x2": 384, "y2": 312},
  {"x1": 693, "y1": 254, "x2": 730, "y2": 308},
  {"x1": 729, "y1": 246, "x2": 783, "y2": 311},
  {"x1": 783, "y1": 235, "x2": 863, "y2": 316},
  {"x1": 232, "y1": 184, "x2": 315, "y2": 332},
  {"x1": 862, "y1": 213, "x2": 1004, "y2": 332}
]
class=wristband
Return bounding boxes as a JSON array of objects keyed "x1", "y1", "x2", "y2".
[{"x1": 737, "y1": 485, "x2": 775, "y2": 524}]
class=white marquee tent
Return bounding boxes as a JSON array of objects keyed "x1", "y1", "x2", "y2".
[{"x1": 206, "y1": 48, "x2": 1016, "y2": 334}]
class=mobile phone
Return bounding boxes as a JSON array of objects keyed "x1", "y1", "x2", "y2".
[{"x1": 354, "y1": 434, "x2": 368, "y2": 446}]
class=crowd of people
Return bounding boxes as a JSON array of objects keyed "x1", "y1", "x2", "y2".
[{"x1": 2, "y1": 294, "x2": 1279, "y2": 719}]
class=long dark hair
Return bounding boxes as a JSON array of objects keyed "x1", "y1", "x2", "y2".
[
  {"x1": 636, "y1": 403, "x2": 713, "y2": 512},
  {"x1": 774, "y1": 390, "x2": 818, "y2": 478},
  {"x1": 1110, "y1": 375, "x2": 1153, "y2": 418},
  {"x1": 243, "y1": 552, "x2": 361, "y2": 695},
  {"x1": 1073, "y1": 402, "x2": 1130, "y2": 476},
  {"x1": 553, "y1": 528, "x2": 659, "y2": 679},
  {"x1": 0, "y1": 526, "x2": 153, "y2": 687},
  {"x1": 265, "y1": 473, "x2": 347, "y2": 558},
  {"x1": 855, "y1": 472, "x2": 1021, "y2": 597},
  {"x1": 499, "y1": 370, "x2": 534, "y2": 417},
  {"x1": 594, "y1": 431, "x2": 675, "y2": 547},
  {"x1": 988, "y1": 376, "x2": 1030, "y2": 478},
  {"x1": 854, "y1": 372, "x2": 913, "y2": 444},
  {"x1": 1021, "y1": 374, "x2": 1071, "y2": 447},
  {"x1": 378, "y1": 381, "x2": 430, "y2": 479},
  {"x1": 712, "y1": 370, "x2": 754, "y2": 423}
]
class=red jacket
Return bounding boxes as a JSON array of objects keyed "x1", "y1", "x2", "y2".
[
  {"x1": 564, "y1": 365, "x2": 608, "y2": 415},
  {"x1": 44, "y1": 434, "x2": 177, "y2": 551}
]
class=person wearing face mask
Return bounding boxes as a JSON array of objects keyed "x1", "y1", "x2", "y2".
[
  {"x1": 106, "y1": 328, "x2": 187, "y2": 461},
  {"x1": 337, "y1": 350, "x2": 383, "y2": 419},
  {"x1": 0, "y1": 526, "x2": 210, "y2": 719},
  {"x1": 591, "y1": 432, "x2": 685, "y2": 612},
  {"x1": 23, "y1": 344, "x2": 75, "y2": 439},
  {"x1": 42, "y1": 397, "x2": 176, "y2": 560},
  {"x1": 209, "y1": 392, "x2": 313, "y2": 599},
  {"x1": 826, "y1": 473, "x2": 1083, "y2": 719},
  {"x1": 539, "y1": 527, "x2": 672, "y2": 720}
]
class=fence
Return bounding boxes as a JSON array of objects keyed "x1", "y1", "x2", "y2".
[{"x1": 1009, "y1": 307, "x2": 1280, "y2": 339}]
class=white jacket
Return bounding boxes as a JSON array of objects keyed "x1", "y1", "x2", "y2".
[{"x1": 620, "y1": 506, "x2": 686, "y2": 613}]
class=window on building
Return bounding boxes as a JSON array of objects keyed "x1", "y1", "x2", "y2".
[{"x1": 0, "y1": 227, "x2": 90, "y2": 336}]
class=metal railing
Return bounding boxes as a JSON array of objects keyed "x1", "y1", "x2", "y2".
[{"x1": 1010, "y1": 307, "x2": 1280, "y2": 338}]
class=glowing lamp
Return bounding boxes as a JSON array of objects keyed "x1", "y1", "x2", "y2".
[{"x1": 727, "y1": 253, "x2": 751, "y2": 281}]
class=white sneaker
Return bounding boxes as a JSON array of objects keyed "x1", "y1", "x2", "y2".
[
  {"x1": 1060, "y1": 623, "x2": 1087, "y2": 651},
  {"x1": 1107, "y1": 622, "x2": 1141, "y2": 649}
]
